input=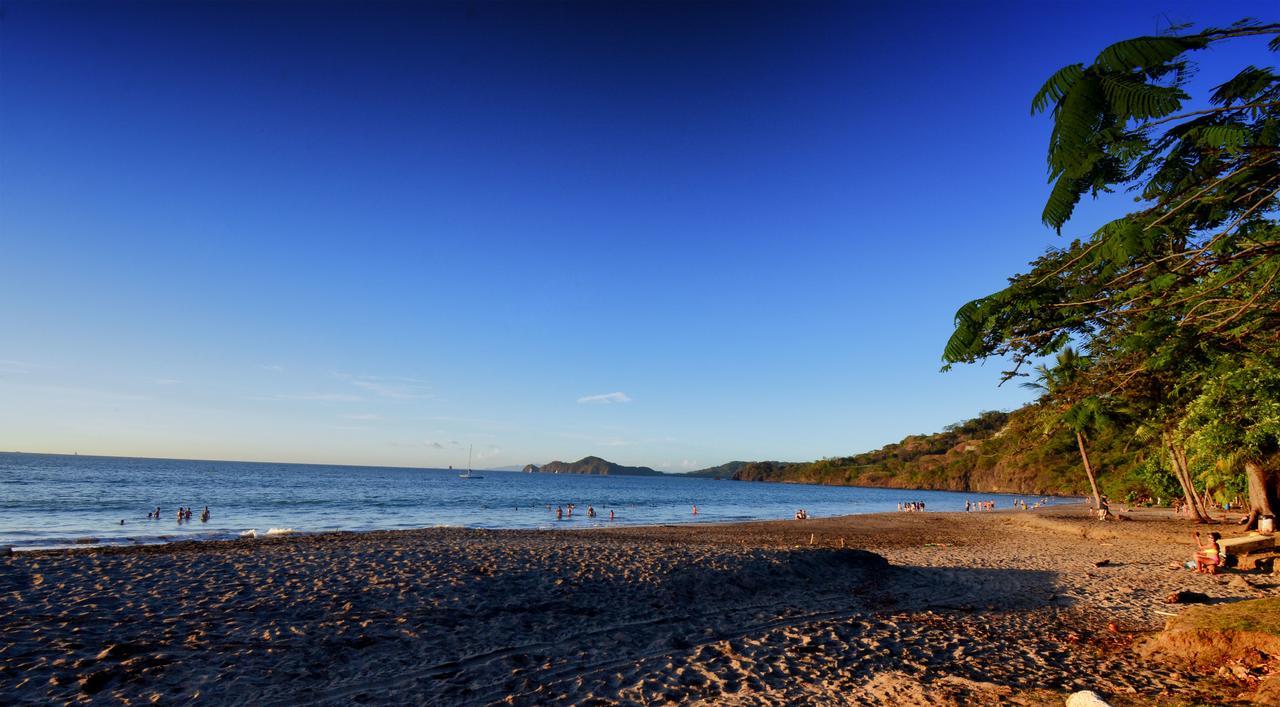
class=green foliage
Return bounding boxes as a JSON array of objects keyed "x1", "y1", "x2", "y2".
[
  {"x1": 1184, "y1": 359, "x2": 1280, "y2": 463},
  {"x1": 1092, "y1": 35, "x2": 1207, "y2": 73},
  {"x1": 1131, "y1": 455, "x2": 1183, "y2": 503},
  {"x1": 1032, "y1": 63, "x2": 1085, "y2": 114},
  {"x1": 943, "y1": 20, "x2": 1280, "y2": 511}
]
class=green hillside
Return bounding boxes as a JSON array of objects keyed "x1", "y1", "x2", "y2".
[{"x1": 692, "y1": 405, "x2": 1178, "y2": 501}]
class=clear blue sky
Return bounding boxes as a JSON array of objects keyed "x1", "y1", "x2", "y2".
[{"x1": 0, "y1": 1, "x2": 1272, "y2": 469}]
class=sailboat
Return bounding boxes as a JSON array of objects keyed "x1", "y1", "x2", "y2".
[{"x1": 458, "y1": 445, "x2": 483, "y2": 479}]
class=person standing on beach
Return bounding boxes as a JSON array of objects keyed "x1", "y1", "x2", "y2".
[{"x1": 609, "y1": 509, "x2": 615, "y2": 521}]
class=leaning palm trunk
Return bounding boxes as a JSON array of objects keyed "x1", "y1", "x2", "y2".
[
  {"x1": 1075, "y1": 431, "x2": 1103, "y2": 514},
  {"x1": 1175, "y1": 444, "x2": 1213, "y2": 522},
  {"x1": 1242, "y1": 459, "x2": 1280, "y2": 531},
  {"x1": 1165, "y1": 434, "x2": 1211, "y2": 523}
]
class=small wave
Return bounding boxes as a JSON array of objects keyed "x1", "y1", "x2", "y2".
[
  {"x1": 265, "y1": 527, "x2": 295, "y2": 536},
  {"x1": 239, "y1": 529, "x2": 257, "y2": 538}
]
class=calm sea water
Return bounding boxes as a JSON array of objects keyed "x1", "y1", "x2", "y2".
[{"x1": 0, "y1": 453, "x2": 1060, "y2": 549}]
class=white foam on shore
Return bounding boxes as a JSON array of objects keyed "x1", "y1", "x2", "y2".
[
  {"x1": 239, "y1": 529, "x2": 257, "y2": 538},
  {"x1": 266, "y1": 527, "x2": 295, "y2": 536}
]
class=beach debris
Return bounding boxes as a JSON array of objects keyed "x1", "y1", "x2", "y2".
[
  {"x1": 1094, "y1": 559, "x2": 1112, "y2": 567},
  {"x1": 1065, "y1": 690, "x2": 1111, "y2": 706},
  {"x1": 809, "y1": 533, "x2": 815, "y2": 545},
  {"x1": 1164, "y1": 590, "x2": 1211, "y2": 604}
]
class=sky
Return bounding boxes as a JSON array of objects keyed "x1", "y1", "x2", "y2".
[{"x1": 1, "y1": 0, "x2": 1274, "y2": 470}]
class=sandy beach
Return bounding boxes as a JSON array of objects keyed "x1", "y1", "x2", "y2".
[{"x1": 2, "y1": 507, "x2": 1273, "y2": 705}]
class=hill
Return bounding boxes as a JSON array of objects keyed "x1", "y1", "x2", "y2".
[
  {"x1": 689, "y1": 405, "x2": 1169, "y2": 500},
  {"x1": 523, "y1": 456, "x2": 665, "y2": 477},
  {"x1": 684, "y1": 461, "x2": 753, "y2": 478}
]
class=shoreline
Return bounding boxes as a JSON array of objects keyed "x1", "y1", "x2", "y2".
[
  {"x1": 4, "y1": 506, "x2": 1266, "y2": 704},
  {"x1": 8, "y1": 500, "x2": 1087, "y2": 555},
  {"x1": 4, "y1": 486, "x2": 1085, "y2": 554}
]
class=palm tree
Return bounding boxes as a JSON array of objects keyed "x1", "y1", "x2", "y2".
[{"x1": 1023, "y1": 348, "x2": 1105, "y2": 513}]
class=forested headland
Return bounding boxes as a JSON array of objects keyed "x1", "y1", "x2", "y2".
[{"x1": 690, "y1": 405, "x2": 1183, "y2": 501}]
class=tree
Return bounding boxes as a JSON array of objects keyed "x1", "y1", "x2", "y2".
[
  {"x1": 1022, "y1": 348, "x2": 1106, "y2": 512},
  {"x1": 1184, "y1": 357, "x2": 1280, "y2": 529},
  {"x1": 943, "y1": 20, "x2": 1280, "y2": 518}
]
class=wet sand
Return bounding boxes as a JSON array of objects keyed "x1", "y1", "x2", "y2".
[{"x1": 1, "y1": 507, "x2": 1272, "y2": 705}]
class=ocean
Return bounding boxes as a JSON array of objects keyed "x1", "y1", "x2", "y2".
[{"x1": 0, "y1": 452, "x2": 1059, "y2": 549}]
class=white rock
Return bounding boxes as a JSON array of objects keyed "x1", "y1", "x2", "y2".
[{"x1": 1066, "y1": 691, "x2": 1111, "y2": 707}]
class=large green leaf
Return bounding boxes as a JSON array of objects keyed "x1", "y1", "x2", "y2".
[{"x1": 1094, "y1": 35, "x2": 1206, "y2": 73}]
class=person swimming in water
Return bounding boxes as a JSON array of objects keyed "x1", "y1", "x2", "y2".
[{"x1": 200, "y1": 506, "x2": 210, "y2": 523}]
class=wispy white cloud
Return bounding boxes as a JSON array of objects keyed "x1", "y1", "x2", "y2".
[
  {"x1": 336, "y1": 372, "x2": 433, "y2": 400},
  {"x1": 0, "y1": 360, "x2": 40, "y2": 375},
  {"x1": 577, "y1": 391, "x2": 632, "y2": 405},
  {"x1": 423, "y1": 439, "x2": 461, "y2": 449},
  {"x1": 251, "y1": 393, "x2": 365, "y2": 402}
]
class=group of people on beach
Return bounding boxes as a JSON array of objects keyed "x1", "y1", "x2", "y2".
[
  {"x1": 966, "y1": 500, "x2": 996, "y2": 512},
  {"x1": 143, "y1": 505, "x2": 210, "y2": 523},
  {"x1": 897, "y1": 501, "x2": 927, "y2": 512}
]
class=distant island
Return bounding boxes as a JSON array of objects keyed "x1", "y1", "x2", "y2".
[{"x1": 522, "y1": 456, "x2": 665, "y2": 477}]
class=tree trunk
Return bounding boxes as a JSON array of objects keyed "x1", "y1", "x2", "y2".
[
  {"x1": 1242, "y1": 459, "x2": 1280, "y2": 531},
  {"x1": 1165, "y1": 435, "x2": 1211, "y2": 523},
  {"x1": 1175, "y1": 443, "x2": 1213, "y2": 522},
  {"x1": 1076, "y1": 431, "x2": 1103, "y2": 515}
]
